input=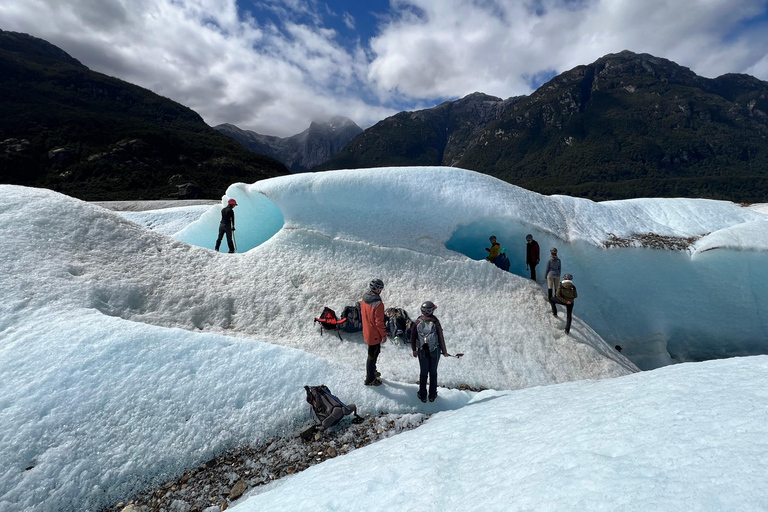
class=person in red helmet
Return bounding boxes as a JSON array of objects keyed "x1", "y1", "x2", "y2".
[{"x1": 215, "y1": 198, "x2": 237, "y2": 253}]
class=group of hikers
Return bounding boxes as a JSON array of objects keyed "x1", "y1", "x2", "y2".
[
  {"x1": 487, "y1": 234, "x2": 577, "y2": 335},
  {"x1": 361, "y1": 278, "x2": 449, "y2": 403}
]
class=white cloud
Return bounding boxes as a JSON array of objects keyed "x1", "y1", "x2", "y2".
[
  {"x1": 0, "y1": 0, "x2": 766, "y2": 137},
  {"x1": 0, "y1": 0, "x2": 390, "y2": 136},
  {"x1": 368, "y1": 0, "x2": 768, "y2": 98},
  {"x1": 342, "y1": 11, "x2": 355, "y2": 30}
]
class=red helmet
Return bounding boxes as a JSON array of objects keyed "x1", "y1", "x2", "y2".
[{"x1": 227, "y1": 198, "x2": 237, "y2": 206}]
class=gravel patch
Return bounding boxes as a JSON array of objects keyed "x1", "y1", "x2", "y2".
[{"x1": 103, "y1": 412, "x2": 426, "y2": 512}]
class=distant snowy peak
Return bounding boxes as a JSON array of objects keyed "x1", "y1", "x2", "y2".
[{"x1": 215, "y1": 117, "x2": 363, "y2": 173}]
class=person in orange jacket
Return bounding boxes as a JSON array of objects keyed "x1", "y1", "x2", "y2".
[{"x1": 361, "y1": 278, "x2": 387, "y2": 386}]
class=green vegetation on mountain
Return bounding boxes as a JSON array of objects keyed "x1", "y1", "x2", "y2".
[
  {"x1": 0, "y1": 30, "x2": 288, "y2": 200},
  {"x1": 319, "y1": 52, "x2": 768, "y2": 202}
]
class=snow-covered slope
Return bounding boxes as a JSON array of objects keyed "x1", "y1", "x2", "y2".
[
  {"x1": 231, "y1": 355, "x2": 768, "y2": 512},
  {"x1": 2, "y1": 165, "x2": 765, "y2": 511},
  {"x1": 171, "y1": 167, "x2": 768, "y2": 369},
  {"x1": 0, "y1": 180, "x2": 633, "y2": 512}
]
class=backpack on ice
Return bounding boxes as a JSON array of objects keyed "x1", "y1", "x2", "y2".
[
  {"x1": 493, "y1": 248, "x2": 510, "y2": 271},
  {"x1": 416, "y1": 319, "x2": 440, "y2": 352},
  {"x1": 495, "y1": 251, "x2": 510, "y2": 271},
  {"x1": 340, "y1": 302, "x2": 362, "y2": 333},
  {"x1": 301, "y1": 385, "x2": 362, "y2": 440},
  {"x1": 385, "y1": 307, "x2": 412, "y2": 345},
  {"x1": 314, "y1": 307, "x2": 347, "y2": 340}
]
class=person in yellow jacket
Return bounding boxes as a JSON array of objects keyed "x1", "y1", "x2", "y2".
[{"x1": 485, "y1": 235, "x2": 501, "y2": 262}]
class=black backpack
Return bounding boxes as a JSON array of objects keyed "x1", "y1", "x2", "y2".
[
  {"x1": 340, "y1": 302, "x2": 363, "y2": 333},
  {"x1": 314, "y1": 307, "x2": 347, "y2": 340},
  {"x1": 385, "y1": 307, "x2": 412, "y2": 344},
  {"x1": 301, "y1": 385, "x2": 363, "y2": 440},
  {"x1": 305, "y1": 385, "x2": 348, "y2": 423}
]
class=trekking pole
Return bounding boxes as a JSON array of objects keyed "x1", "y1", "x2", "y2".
[{"x1": 233, "y1": 231, "x2": 238, "y2": 253}]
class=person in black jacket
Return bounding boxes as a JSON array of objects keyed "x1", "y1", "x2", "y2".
[
  {"x1": 215, "y1": 198, "x2": 237, "y2": 253},
  {"x1": 410, "y1": 301, "x2": 449, "y2": 402},
  {"x1": 525, "y1": 234, "x2": 540, "y2": 280}
]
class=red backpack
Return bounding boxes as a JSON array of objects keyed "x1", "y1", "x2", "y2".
[{"x1": 314, "y1": 307, "x2": 348, "y2": 340}]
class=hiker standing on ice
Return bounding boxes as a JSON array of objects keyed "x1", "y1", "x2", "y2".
[
  {"x1": 550, "y1": 273, "x2": 577, "y2": 335},
  {"x1": 545, "y1": 247, "x2": 561, "y2": 299},
  {"x1": 485, "y1": 235, "x2": 501, "y2": 262},
  {"x1": 525, "y1": 234, "x2": 540, "y2": 280},
  {"x1": 362, "y1": 279, "x2": 387, "y2": 386},
  {"x1": 214, "y1": 198, "x2": 237, "y2": 253},
  {"x1": 411, "y1": 301, "x2": 448, "y2": 402}
]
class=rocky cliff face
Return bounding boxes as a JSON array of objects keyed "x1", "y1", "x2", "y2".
[
  {"x1": 320, "y1": 51, "x2": 768, "y2": 202},
  {"x1": 216, "y1": 116, "x2": 363, "y2": 173},
  {"x1": 316, "y1": 92, "x2": 524, "y2": 171}
]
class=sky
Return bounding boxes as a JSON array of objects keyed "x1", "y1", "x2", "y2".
[
  {"x1": 2, "y1": 0, "x2": 768, "y2": 136},
  {"x1": 1, "y1": 167, "x2": 767, "y2": 510}
]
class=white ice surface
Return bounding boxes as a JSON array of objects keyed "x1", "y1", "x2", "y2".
[
  {"x1": 692, "y1": 218, "x2": 768, "y2": 254},
  {"x1": 173, "y1": 167, "x2": 768, "y2": 369},
  {"x1": 0, "y1": 180, "x2": 633, "y2": 512},
  {"x1": 118, "y1": 205, "x2": 213, "y2": 235},
  {"x1": 231, "y1": 355, "x2": 768, "y2": 512},
  {"x1": 2, "y1": 166, "x2": 765, "y2": 511}
]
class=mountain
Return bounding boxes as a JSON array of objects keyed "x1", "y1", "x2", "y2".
[
  {"x1": 316, "y1": 92, "x2": 523, "y2": 169},
  {"x1": 215, "y1": 116, "x2": 363, "y2": 173},
  {"x1": 318, "y1": 51, "x2": 768, "y2": 202},
  {"x1": 0, "y1": 30, "x2": 289, "y2": 201}
]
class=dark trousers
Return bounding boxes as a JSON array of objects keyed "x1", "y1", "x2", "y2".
[
  {"x1": 418, "y1": 346, "x2": 441, "y2": 400},
  {"x1": 365, "y1": 344, "x2": 381, "y2": 384},
  {"x1": 529, "y1": 262, "x2": 537, "y2": 281},
  {"x1": 550, "y1": 297, "x2": 574, "y2": 333},
  {"x1": 215, "y1": 225, "x2": 234, "y2": 252}
]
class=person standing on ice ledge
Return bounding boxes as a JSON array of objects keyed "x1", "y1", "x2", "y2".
[
  {"x1": 550, "y1": 273, "x2": 577, "y2": 335},
  {"x1": 485, "y1": 235, "x2": 501, "y2": 262},
  {"x1": 411, "y1": 301, "x2": 448, "y2": 403},
  {"x1": 525, "y1": 234, "x2": 540, "y2": 280},
  {"x1": 214, "y1": 198, "x2": 237, "y2": 253},
  {"x1": 361, "y1": 278, "x2": 387, "y2": 386},
  {"x1": 545, "y1": 247, "x2": 561, "y2": 299}
]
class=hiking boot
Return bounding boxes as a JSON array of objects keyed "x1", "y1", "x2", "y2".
[
  {"x1": 428, "y1": 396, "x2": 436, "y2": 402},
  {"x1": 228, "y1": 250, "x2": 235, "y2": 253},
  {"x1": 564, "y1": 328, "x2": 570, "y2": 335},
  {"x1": 376, "y1": 371, "x2": 381, "y2": 378},
  {"x1": 417, "y1": 392, "x2": 427, "y2": 403},
  {"x1": 364, "y1": 378, "x2": 382, "y2": 386}
]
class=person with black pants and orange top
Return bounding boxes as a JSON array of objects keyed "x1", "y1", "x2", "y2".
[{"x1": 361, "y1": 278, "x2": 387, "y2": 386}]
